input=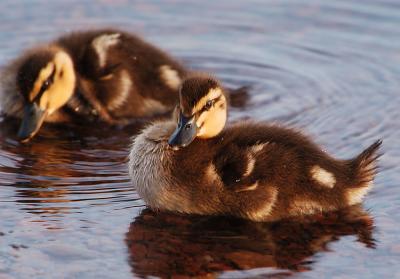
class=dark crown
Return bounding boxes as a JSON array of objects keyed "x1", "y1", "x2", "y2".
[
  {"x1": 179, "y1": 76, "x2": 221, "y2": 115},
  {"x1": 16, "y1": 50, "x2": 55, "y2": 97}
]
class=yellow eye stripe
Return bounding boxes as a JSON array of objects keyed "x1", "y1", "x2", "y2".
[
  {"x1": 191, "y1": 87, "x2": 223, "y2": 115},
  {"x1": 29, "y1": 62, "x2": 55, "y2": 102}
]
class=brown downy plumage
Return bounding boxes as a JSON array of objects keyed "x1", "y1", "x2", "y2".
[
  {"x1": 129, "y1": 75, "x2": 382, "y2": 222},
  {"x1": 0, "y1": 29, "x2": 247, "y2": 142}
]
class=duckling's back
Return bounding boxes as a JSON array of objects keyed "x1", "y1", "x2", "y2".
[
  {"x1": 213, "y1": 123, "x2": 382, "y2": 221},
  {"x1": 56, "y1": 29, "x2": 186, "y2": 118}
]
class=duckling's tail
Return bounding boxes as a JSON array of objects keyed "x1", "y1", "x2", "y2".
[
  {"x1": 346, "y1": 139, "x2": 382, "y2": 205},
  {"x1": 353, "y1": 140, "x2": 383, "y2": 186}
]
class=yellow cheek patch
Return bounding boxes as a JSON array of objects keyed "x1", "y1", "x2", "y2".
[
  {"x1": 196, "y1": 95, "x2": 227, "y2": 139},
  {"x1": 195, "y1": 96, "x2": 226, "y2": 128},
  {"x1": 32, "y1": 51, "x2": 76, "y2": 114},
  {"x1": 45, "y1": 52, "x2": 76, "y2": 114},
  {"x1": 29, "y1": 62, "x2": 55, "y2": 102},
  {"x1": 196, "y1": 111, "x2": 208, "y2": 129}
]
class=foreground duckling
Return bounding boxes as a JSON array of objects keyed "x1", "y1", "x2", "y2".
[
  {"x1": 0, "y1": 29, "x2": 193, "y2": 142},
  {"x1": 129, "y1": 76, "x2": 382, "y2": 222}
]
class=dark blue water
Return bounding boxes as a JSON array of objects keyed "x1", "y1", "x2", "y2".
[{"x1": 0, "y1": 1, "x2": 399, "y2": 278}]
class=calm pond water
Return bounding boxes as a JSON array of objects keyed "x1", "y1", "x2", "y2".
[{"x1": 1, "y1": 0, "x2": 399, "y2": 278}]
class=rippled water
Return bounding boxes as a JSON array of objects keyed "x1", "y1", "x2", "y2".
[{"x1": 1, "y1": 1, "x2": 399, "y2": 278}]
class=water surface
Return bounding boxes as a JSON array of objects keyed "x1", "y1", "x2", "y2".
[{"x1": 0, "y1": 1, "x2": 399, "y2": 278}]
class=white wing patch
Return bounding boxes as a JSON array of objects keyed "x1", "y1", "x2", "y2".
[
  {"x1": 310, "y1": 165, "x2": 336, "y2": 188},
  {"x1": 346, "y1": 185, "x2": 372, "y2": 205},
  {"x1": 159, "y1": 65, "x2": 181, "y2": 90},
  {"x1": 243, "y1": 142, "x2": 268, "y2": 177},
  {"x1": 92, "y1": 33, "x2": 121, "y2": 68},
  {"x1": 107, "y1": 69, "x2": 131, "y2": 111},
  {"x1": 250, "y1": 143, "x2": 266, "y2": 154},
  {"x1": 206, "y1": 163, "x2": 221, "y2": 183},
  {"x1": 243, "y1": 154, "x2": 256, "y2": 177},
  {"x1": 235, "y1": 181, "x2": 259, "y2": 192}
]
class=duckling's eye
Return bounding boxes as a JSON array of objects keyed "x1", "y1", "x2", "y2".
[
  {"x1": 185, "y1": 123, "x2": 192, "y2": 130},
  {"x1": 205, "y1": 100, "x2": 213, "y2": 110},
  {"x1": 41, "y1": 78, "x2": 52, "y2": 92}
]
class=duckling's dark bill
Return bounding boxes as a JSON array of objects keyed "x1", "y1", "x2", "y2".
[
  {"x1": 168, "y1": 113, "x2": 197, "y2": 147},
  {"x1": 18, "y1": 103, "x2": 47, "y2": 142}
]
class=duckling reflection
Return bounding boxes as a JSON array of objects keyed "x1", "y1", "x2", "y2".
[
  {"x1": 0, "y1": 120, "x2": 137, "y2": 215},
  {"x1": 126, "y1": 205, "x2": 375, "y2": 278}
]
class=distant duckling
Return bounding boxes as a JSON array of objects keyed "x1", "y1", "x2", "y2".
[
  {"x1": 129, "y1": 75, "x2": 382, "y2": 222},
  {"x1": 1, "y1": 29, "x2": 245, "y2": 142}
]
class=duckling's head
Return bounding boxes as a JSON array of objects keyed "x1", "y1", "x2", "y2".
[
  {"x1": 168, "y1": 75, "x2": 227, "y2": 148},
  {"x1": 16, "y1": 47, "x2": 76, "y2": 142}
]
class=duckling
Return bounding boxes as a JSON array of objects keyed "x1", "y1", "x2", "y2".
[
  {"x1": 129, "y1": 75, "x2": 382, "y2": 222},
  {"x1": 1, "y1": 29, "x2": 246, "y2": 142}
]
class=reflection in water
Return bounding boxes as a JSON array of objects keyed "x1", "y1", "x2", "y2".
[
  {"x1": 126, "y1": 206, "x2": 375, "y2": 278},
  {"x1": 0, "y1": 120, "x2": 142, "y2": 216}
]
